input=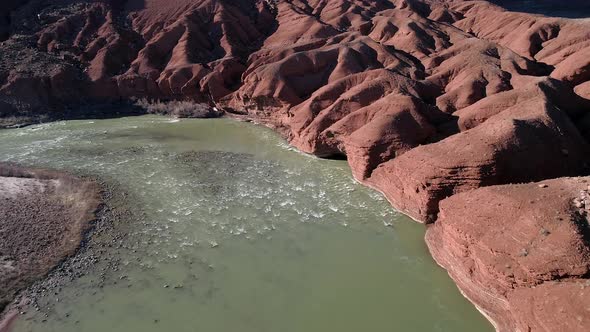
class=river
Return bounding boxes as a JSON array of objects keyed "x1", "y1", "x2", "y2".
[{"x1": 0, "y1": 116, "x2": 492, "y2": 332}]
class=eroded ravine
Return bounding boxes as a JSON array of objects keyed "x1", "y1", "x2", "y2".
[{"x1": 0, "y1": 116, "x2": 492, "y2": 332}]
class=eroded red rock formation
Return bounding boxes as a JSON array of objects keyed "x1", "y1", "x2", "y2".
[
  {"x1": 426, "y1": 178, "x2": 590, "y2": 331},
  {"x1": 1, "y1": 1, "x2": 590, "y2": 331}
]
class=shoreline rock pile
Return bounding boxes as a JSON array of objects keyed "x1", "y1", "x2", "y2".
[{"x1": 0, "y1": 164, "x2": 101, "y2": 324}]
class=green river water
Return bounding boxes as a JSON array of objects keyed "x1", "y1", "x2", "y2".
[{"x1": 0, "y1": 116, "x2": 492, "y2": 332}]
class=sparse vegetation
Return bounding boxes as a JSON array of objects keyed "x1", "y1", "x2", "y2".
[{"x1": 133, "y1": 98, "x2": 222, "y2": 119}]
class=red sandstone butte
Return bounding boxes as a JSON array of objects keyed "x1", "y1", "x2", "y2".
[{"x1": 2, "y1": 1, "x2": 590, "y2": 331}]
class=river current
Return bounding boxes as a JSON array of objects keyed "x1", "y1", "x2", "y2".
[{"x1": 0, "y1": 116, "x2": 492, "y2": 332}]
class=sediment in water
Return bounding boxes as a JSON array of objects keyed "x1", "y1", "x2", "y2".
[{"x1": 2, "y1": 0, "x2": 590, "y2": 329}]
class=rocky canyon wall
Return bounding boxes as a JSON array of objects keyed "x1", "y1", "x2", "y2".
[{"x1": 1, "y1": 1, "x2": 589, "y2": 331}]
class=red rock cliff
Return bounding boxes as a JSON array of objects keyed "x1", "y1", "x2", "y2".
[{"x1": 1, "y1": 1, "x2": 590, "y2": 331}]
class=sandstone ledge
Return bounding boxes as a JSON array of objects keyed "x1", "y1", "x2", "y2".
[{"x1": 426, "y1": 178, "x2": 590, "y2": 332}]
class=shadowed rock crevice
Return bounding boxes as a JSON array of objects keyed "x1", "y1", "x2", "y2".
[{"x1": 0, "y1": 0, "x2": 30, "y2": 41}]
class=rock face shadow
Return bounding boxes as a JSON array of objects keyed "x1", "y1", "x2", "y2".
[
  {"x1": 122, "y1": 0, "x2": 146, "y2": 12},
  {"x1": 490, "y1": 0, "x2": 590, "y2": 18}
]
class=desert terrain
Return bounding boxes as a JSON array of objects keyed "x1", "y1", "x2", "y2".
[{"x1": 1, "y1": 1, "x2": 589, "y2": 331}]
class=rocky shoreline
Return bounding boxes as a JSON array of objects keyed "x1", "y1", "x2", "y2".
[
  {"x1": 2, "y1": 0, "x2": 590, "y2": 331},
  {"x1": 0, "y1": 164, "x2": 103, "y2": 332}
]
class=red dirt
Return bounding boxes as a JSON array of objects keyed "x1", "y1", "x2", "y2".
[{"x1": 2, "y1": 1, "x2": 590, "y2": 331}]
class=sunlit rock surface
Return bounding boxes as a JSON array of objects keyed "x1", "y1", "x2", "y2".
[{"x1": 2, "y1": 1, "x2": 590, "y2": 331}]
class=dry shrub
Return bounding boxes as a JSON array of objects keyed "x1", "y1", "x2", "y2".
[{"x1": 134, "y1": 98, "x2": 221, "y2": 118}]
